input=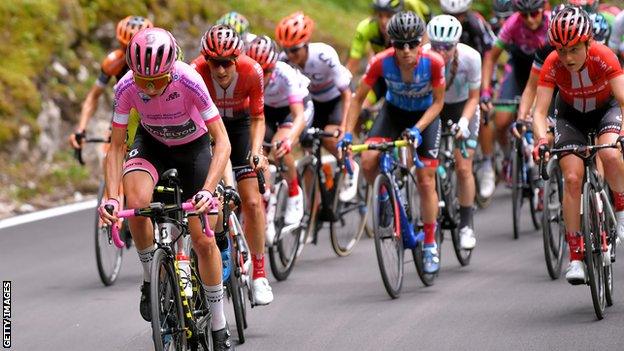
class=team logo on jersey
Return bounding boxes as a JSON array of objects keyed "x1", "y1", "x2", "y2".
[
  {"x1": 138, "y1": 92, "x2": 152, "y2": 103},
  {"x1": 166, "y1": 91, "x2": 180, "y2": 101}
]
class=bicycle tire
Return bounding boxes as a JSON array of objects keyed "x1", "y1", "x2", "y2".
[
  {"x1": 94, "y1": 181, "x2": 123, "y2": 286},
  {"x1": 297, "y1": 160, "x2": 320, "y2": 258},
  {"x1": 268, "y1": 180, "x2": 301, "y2": 281},
  {"x1": 372, "y1": 173, "x2": 404, "y2": 298},
  {"x1": 150, "y1": 248, "x2": 188, "y2": 351},
  {"x1": 528, "y1": 165, "x2": 542, "y2": 231},
  {"x1": 511, "y1": 142, "x2": 523, "y2": 240},
  {"x1": 541, "y1": 169, "x2": 565, "y2": 279},
  {"x1": 189, "y1": 250, "x2": 212, "y2": 351},
  {"x1": 227, "y1": 270, "x2": 245, "y2": 344},
  {"x1": 601, "y1": 188, "x2": 615, "y2": 307},
  {"x1": 330, "y1": 165, "x2": 367, "y2": 257},
  {"x1": 582, "y1": 182, "x2": 606, "y2": 320}
]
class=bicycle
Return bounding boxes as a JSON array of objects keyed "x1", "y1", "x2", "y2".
[
  {"x1": 437, "y1": 119, "x2": 473, "y2": 266},
  {"x1": 297, "y1": 127, "x2": 369, "y2": 257},
  {"x1": 107, "y1": 168, "x2": 216, "y2": 350},
  {"x1": 262, "y1": 142, "x2": 306, "y2": 281},
  {"x1": 540, "y1": 155, "x2": 566, "y2": 279},
  {"x1": 73, "y1": 133, "x2": 133, "y2": 286},
  {"x1": 510, "y1": 120, "x2": 542, "y2": 239},
  {"x1": 539, "y1": 134, "x2": 618, "y2": 320},
  {"x1": 350, "y1": 136, "x2": 440, "y2": 298}
]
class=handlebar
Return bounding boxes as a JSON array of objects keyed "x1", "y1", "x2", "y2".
[
  {"x1": 73, "y1": 132, "x2": 110, "y2": 165},
  {"x1": 349, "y1": 138, "x2": 425, "y2": 169},
  {"x1": 253, "y1": 155, "x2": 266, "y2": 195}
]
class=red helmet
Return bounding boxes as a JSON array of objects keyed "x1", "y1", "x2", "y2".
[
  {"x1": 275, "y1": 12, "x2": 314, "y2": 48},
  {"x1": 246, "y1": 36, "x2": 279, "y2": 70},
  {"x1": 116, "y1": 16, "x2": 154, "y2": 47},
  {"x1": 201, "y1": 24, "x2": 244, "y2": 59},
  {"x1": 548, "y1": 5, "x2": 592, "y2": 49}
]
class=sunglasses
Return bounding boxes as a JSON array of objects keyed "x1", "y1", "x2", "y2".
[
  {"x1": 431, "y1": 42, "x2": 455, "y2": 52},
  {"x1": 392, "y1": 40, "x2": 420, "y2": 50},
  {"x1": 207, "y1": 58, "x2": 236, "y2": 69},
  {"x1": 283, "y1": 43, "x2": 307, "y2": 54},
  {"x1": 520, "y1": 9, "x2": 542, "y2": 19},
  {"x1": 133, "y1": 73, "x2": 171, "y2": 91}
]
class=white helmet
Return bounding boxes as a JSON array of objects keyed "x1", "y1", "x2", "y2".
[
  {"x1": 427, "y1": 15, "x2": 462, "y2": 43},
  {"x1": 439, "y1": 0, "x2": 473, "y2": 14}
]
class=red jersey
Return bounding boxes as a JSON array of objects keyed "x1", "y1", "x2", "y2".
[
  {"x1": 191, "y1": 54, "x2": 264, "y2": 119},
  {"x1": 538, "y1": 43, "x2": 623, "y2": 112}
]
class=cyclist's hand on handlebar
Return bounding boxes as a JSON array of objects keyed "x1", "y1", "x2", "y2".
[
  {"x1": 480, "y1": 89, "x2": 493, "y2": 112},
  {"x1": 69, "y1": 130, "x2": 85, "y2": 149},
  {"x1": 337, "y1": 131, "x2": 353, "y2": 160},
  {"x1": 193, "y1": 189, "x2": 214, "y2": 213},
  {"x1": 406, "y1": 127, "x2": 422, "y2": 146},
  {"x1": 249, "y1": 153, "x2": 268, "y2": 172},
  {"x1": 455, "y1": 117, "x2": 470, "y2": 140},
  {"x1": 98, "y1": 198, "x2": 119, "y2": 226},
  {"x1": 274, "y1": 138, "x2": 292, "y2": 159},
  {"x1": 532, "y1": 138, "x2": 549, "y2": 162}
]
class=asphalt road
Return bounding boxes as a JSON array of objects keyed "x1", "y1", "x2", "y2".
[{"x1": 2, "y1": 186, "x2": 624, "y2": 351}]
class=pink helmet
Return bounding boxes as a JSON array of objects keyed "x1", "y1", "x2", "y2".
[{"x1": 126, "y1": 27, "x2": 177, "y2": 77}]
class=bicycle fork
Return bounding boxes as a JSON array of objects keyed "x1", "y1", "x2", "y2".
[{"x1": 391, "y1": 176, "x2": 422, "y2": 250}]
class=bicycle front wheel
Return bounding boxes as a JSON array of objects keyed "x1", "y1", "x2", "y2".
[
  {"x1": 372, "y1": 173, "x2": 404, "y2": 298},
  {"x1": 330, "y1": 164, "x2": 368, "y2": 256},
  {"x1": 94, "y1": 181, "x2": 123, "y2": 286},
  {"x1": 151, "y1": 248, "x2": 188, "y2": 351},
  {"x1": 511, "y1": 143, "x2": 523, "y2": 240},
  {"x1": 582, "y1": 182, "x2": 606, "y2": 320},
  {"x1": 542, "y1": 166, "x2": 565, "y2": 279},
  {"x1": 297, "y1": 158, "x2": 319, "y2": 258},
  {"x1": 269, "y1": 180, "x2": 302, "y2": 281}
]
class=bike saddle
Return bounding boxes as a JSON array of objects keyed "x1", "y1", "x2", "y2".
[{"x1": 161, "y1": 168, "x2": 180, "y2": 185}]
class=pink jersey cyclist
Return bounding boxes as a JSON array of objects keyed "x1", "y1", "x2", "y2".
[{"x1": 113, "y1": 61, "x2": 220, "y2": 147}]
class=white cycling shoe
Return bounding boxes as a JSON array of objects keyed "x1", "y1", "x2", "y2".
[
  {"x1": 615, "y1": 211, "x2": 624, "y2": 246},
  {"x1": 478, "y1": 165, "x2": 496, "y2": 199},
  {"x1": 252, "y1": 277, "x2": 274, "y2": 306},
  {"x1": 284, "y1": 189, "x2": 304, "y2": 225},
  {"x1": 565, "y1": 260, "x2": 587, "y2": 285},
  {"x1": 459, "y1": 226, "x2": 476, "y2": 250},
  {"x1": 339, "y1": 162, "x2": 359, "y2": 202}
]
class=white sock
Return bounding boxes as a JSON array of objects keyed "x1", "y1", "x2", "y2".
[
  {"x1": 203, "y1": 283, "x2": 226, "y2": 331},
  {"x1": 137, "y1": 244, "x2": 156, "y2": 283}
]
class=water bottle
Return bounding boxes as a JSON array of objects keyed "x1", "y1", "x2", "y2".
[
  {"x1": 437, "y1": 165, "x2": 447, "y2": 180},
  {"x1": 176, "y1": 253, "x2": 192, "y2": 298}
]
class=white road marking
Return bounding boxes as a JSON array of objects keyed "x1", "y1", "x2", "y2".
[{"x1": 0, "y1": 199, "x2": 98, "y2": 230}]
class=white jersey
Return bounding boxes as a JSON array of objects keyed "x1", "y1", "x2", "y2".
[
  {"x1": 264, "y1": 61, "x2": 311, "y2": 108},
  {"x1": 423, "y1": 43, "x2": 481, "y2": 104},
  {"x1": 608, "y1": 11, "x2": 624, "y2": 54},
  {"x1": 280, "y1": 42, "x2": 352, "y2": 102}
]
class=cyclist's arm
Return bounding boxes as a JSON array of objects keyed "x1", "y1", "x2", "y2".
[
  {"x1": 250, "y1": 114, "x2": 266, "y2": 164},
  {"x1": 104, "y1": 126, "x2": 126, "y2": 202},
  {"x1": 462, "y1": 88, "x2": 480, "y2": 122},
  {"x1": 249, "y1": 62, "x2": 268, "y2": 170},
  {"x1": 69, "y1": 84, "x2": 105, "y2": 148},
  {"x1": 344, "y1": 79, "x2": 373, "y2": 133},
  {"x1": 287, "y1": 102, "x2": 306, "y2": 143},
  {"x1": 204, "y1": 119, "x2": 231, "y2": 194},
  {"x1": 609, "y1": 75, "x2": 624, "y2": 131},
  {"x1": 480, "y1": 45, "x2": 503, "y2": 93},
  {"x1": 462, "y1": 49, "x2": 482, "y2": 121},
  {"x1": 608, "y1": 12, "x2": 624, "y2": 57},
  {"x1": 346, "y1": 58, "x2": 361, "y2": 76},
  {"x1": 347, "y1": 19, "x2": 371, "y2": 75},
  {"x1": 415, "y1": 85, "x2": 444, "y2": 131},
  {"x1": 518, "y1": 71, "x2": 539, "y2": 121},
  {"x1": 532, "y1": 85, "x2": 554, "y2": 140},
  {"x1": 339, "y1": 87, "x2": 352, "y2": 132}
]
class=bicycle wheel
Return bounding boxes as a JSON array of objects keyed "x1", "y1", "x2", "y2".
[
  {"x1": 604, "y1": 226, "x2": 615, "y2": 307},
  {"x1": 227, "y1": 260, "x2": 245, "y2": 344},
  {"x1": 189, "y1": 251, "x2": 212, "y2": 351},
  {"x1": 269, "y1": 180, "x2": 302, "y2": 281},
  {"x1": 542, "y1": 166, "x2": 565, "y2": 279},
  {"x1": 150, "y1": 248, "x2": 188, "y2": 351},
  {"x1": 297, "y1": 158, "x2": 319, "y2": 257},
  {"x1": 372, "y1": 173, "x2": 404, "y2": 298},
  {"x1": 511, "y1": 142, "x2": 523, "y2": 240},
  {"x1": 94, "y1": 181, "x2": 124, "y2": 286},
  {"x1": 330, "y1": 164, "x2": 368, "y2": 256},
  {"x1": 582, "y1": 182, "x2": 606, "y2": 320},
  {"x1": 529, "y1": 166, "x2": 543, "y2": 231}
]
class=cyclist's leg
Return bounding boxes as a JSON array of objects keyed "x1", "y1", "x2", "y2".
[
  {"x1": 415, "y1": 117, "x2": 441, "y2": 245},
  {"x1": 455, "y1": 108, "x2": 479, "y2": 227},
  {"x1": 314, "y1": 96, "x2": 342, "y2": 157},
  {"x1": 494, "y1": 68, "x2": 521, "y2": 182},
  {"x1": 361, "y1": 102, "x2": 404, "y2": 184}
]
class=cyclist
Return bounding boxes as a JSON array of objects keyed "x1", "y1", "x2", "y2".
[
  {"x1": 490, "y1": 0, "x2": 515, "y2": 34},
  {"x1": 608, "y1": 10, "x2": 624, "y2": 61},
  {"x1": 532, "y1": 6, "x2": 624, "y2": 284},
  {"x1": 343, "y1": 11, "x2": 446, "y2": 273},
  {"x1": 191, "y1": 25, "x2": 274, "y2": 306},
  {"x1": 275, "y1": 12, "x2": 358, "y2": 202},
  {"x1": 424, "y1": 15, "x2": 481, "y2": 250},
  {"x1": 480, "y1": 0, "x2": 550, "y2": 188},
  {"x1": 97, "y1": 28, "x2": 234, "y2": 350},
  {"x1": 216, "y1": 11, "x2": 256, "y2": 45},
  {"x1": 246, "y1": 36, "x2": 312, "y2": 233},
  {"x1": 69, "y1": 16, "x2": 153, "y2": 149}
]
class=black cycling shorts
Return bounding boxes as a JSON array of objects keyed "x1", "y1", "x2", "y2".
[
  {"x1": 264, "y1": 99, "x2": 314, "y2": 145},
  {"x1": 312, "y1": 96, "x2": 343, "y2": 129},
  {"x1": 553, "y1": 95, "x2": 622, "y2": 150},
  {"x1": 366, "y1": 101, "x2": 441, "y2": 166},
  {"x1": 223, "y1": 118, "x2": 256, "y2": 182},
  {"x1": 123, "y1": 127, "x2": 212, "y2": 200}
]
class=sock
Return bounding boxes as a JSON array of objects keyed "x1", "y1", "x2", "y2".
[
  {"x1": 137, "y1": 244, "x2": 156, "y2": 283},
  {"x1": 252, "y1": 253, "x2": 266, "y2": 279},
  {"x1": 288, "y1": 178, "x2": 300, "y2": 196},
  {"x1": 566, "y1": 231, "x2": 583, "y2": 261},
  {"x1": 459, "y1": 206, "x2": 473, "y2": 229},
  {"x1": 424, "y1": 222, "x2": 436, "y2": 245},
  {"x1": 612, "y1": 191, "x2": 624, "y2": 211},
  {"x1": 202, "y1": 283, "x2": 226, "y2": 331},
  {"x1": 483, "y1": 157, "x2": 492, "y2": 169}
]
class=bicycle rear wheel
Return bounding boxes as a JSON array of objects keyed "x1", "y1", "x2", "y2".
[
  {"x1": 94, "y1": 181, "x2": 123, "y2": 286},
  {"x1": 189, "y1": 250, "x2": 212, "y2": 351},
  {"x1": 582, "y1": 182, "x2": 606, "y2": 320},
  {"x1": 227, "y1": 252, "x2": 246, "y2": 344},
  {"x1": 269, "y1": 180, "x2": 302, "y2": 281},
  {"x1": 511, "y1": 143, "x2": 523, "y2": 240},
  {"x1": 330, "y1": 165, "x2": 368, "y2": 256},
  {"x1": 150, "y1": 248, "x2": 188, "y2": 351},
  {"x1": 542, "y1": 167, "x2": 565, "y2": 279},
  {"x1": 372, "y1": 173, "x2": 404, "y2": 298}
]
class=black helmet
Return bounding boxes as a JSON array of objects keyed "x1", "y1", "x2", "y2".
[
  {"x1": 372, "y1": 0, "x2": 404, "y2": 13},
  {"x1": 387, "y1": 11, "x2": 425, "y2": 42},
  {"x1": 493, "y1": 0, "x2": 514, "y2": 18},
  {"x1": 512, "y1": 0, "x2": 545, "y2": 12}
]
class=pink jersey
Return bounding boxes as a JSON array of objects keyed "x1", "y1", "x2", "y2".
[
  {"x1": 496, "y1": 11, "x2": 550, "y2": 56},
  {"x1": 112, "y1": 61, "x2": 220, "y2": 146}
]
